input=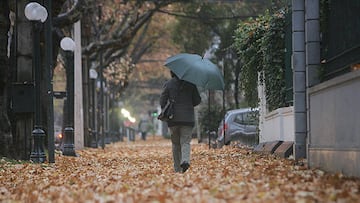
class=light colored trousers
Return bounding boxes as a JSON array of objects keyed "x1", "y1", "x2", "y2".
[{"x1": 169, "y1": 126, "x2": 193, "y2": 173}]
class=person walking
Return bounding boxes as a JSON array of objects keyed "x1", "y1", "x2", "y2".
[
  {"x1": 138, "y1": 119, "x2": 149, "y2": 140},
  {"x1": 159, "y1": 71, "x2": 201, "y2": 173}
]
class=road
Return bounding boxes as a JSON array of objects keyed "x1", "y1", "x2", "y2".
[{"x1": 1, "y1": 136, "x2": 359, "y2": 202}]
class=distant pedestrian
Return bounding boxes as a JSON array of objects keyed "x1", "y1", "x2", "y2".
[
  {"x1": 138, "y1": 119, "x2": 149, "y2": 140},
  {"x1": 159, "y1": 71, "x2": 201, "y2": 173}
]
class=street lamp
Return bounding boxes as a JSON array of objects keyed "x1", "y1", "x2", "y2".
[
  {"x1": 25, "y1": 2, "x2": 48, "y2": 23},
  {"x1": 89, "y1": 68, "x2": 98, "y2": 148},
  {"x1": 60, "y1": 37, "x2": 77, "y2": 156},
  {"x1": 25, "y1": 2, "x2": 48, "y2": 163},
  {"x1": 121, "y1": 108, "x2": 136, "y2": 141}
]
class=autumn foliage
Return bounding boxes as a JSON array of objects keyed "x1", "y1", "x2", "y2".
[{"x1": 1, "y1": 137, "x2": 360, "y2": 202}]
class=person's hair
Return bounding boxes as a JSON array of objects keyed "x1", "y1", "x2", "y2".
[{"x1": 170, "y1": 71, "x2": 178, "y2": 78}]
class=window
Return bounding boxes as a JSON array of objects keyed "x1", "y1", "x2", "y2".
[{"x1": 234, "y1": 111, "x2": 259, "y2": 125}]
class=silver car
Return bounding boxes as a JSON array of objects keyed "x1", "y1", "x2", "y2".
[{"x1": 217, "y1": 108, "x2": 259, "y2": 148}]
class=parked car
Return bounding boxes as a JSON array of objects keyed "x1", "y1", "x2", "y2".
[{"x1": 217, "y1": 107, "x2": 259, "y2": 148}]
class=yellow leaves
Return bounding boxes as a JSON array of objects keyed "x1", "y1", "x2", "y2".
[{"x1": 1, "y1": 137, "x2": 360, "y2": 202}]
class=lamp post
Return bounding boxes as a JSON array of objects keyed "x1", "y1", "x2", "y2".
[
  {"x1": 99, "y1": 53, "x2": 105, "y2": 149},
  {"x1": 25, "y1": 2, "x2": 48, "y2": 163},
  {"x1": 89, "y1": 68, "x2": 98, "y2": 148},
  {"x1": 44, "y1": 0, "x2": 55, "y2": 163},
  {"x1": 97, "y1": 4, "x2": 105, "y2": 149},
  {"x1": 60, "y1": 37, "x2": 77, "y2": 156}
]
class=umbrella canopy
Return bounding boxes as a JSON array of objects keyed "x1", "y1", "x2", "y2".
[{"x1": 164, "y1": 53, "x2": 225, "y2": 90}]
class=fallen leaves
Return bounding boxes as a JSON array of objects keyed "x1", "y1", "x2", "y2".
[{"x1": 1, "y1": 137, "x2": 360, "y2": 203}]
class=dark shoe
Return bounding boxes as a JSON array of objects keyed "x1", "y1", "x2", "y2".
[{"x1": 180, "y1": 162, "x2": 190, "y2": 173}]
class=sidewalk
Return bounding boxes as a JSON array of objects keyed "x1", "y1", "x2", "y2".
[{"x1": 1, "y1": 136, "x2": 359, "y2": 202}]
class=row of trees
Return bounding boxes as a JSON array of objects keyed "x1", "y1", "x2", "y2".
[
  {"x1": 0, "y1": 0, "x2": 280, "y2": 159},
  {"x1": 0, "y1": 0, "x2": 185, "y2": 159}
]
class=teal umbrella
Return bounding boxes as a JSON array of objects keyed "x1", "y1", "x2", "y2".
[{"x1": 164, "y1": 53, "x2": 225, "y2": 90}]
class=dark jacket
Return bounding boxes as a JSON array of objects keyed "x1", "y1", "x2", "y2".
[{"x1": 160, "y1": 77, "x2": 201, "y2": 127}]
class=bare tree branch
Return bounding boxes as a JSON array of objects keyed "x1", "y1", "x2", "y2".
[
  {"x1": 83, "y1": 9, "x2": 154, "y2": 56},
  {"x1": 53, "y1": 0, "x2": 88, "y2": 27},
  {"x1": 157, "y1": 9, "x2": 257, "y2": 20}
]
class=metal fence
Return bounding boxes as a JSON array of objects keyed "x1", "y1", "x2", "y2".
[{"x1": 321, "y1": 0, "x2": 360, "y2": 80}]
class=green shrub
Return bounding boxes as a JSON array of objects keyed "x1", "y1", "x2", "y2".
[{"x1": 233, "y1": 8, "x2": 289, "y2": 111}]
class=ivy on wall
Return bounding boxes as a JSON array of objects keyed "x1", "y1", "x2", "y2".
[{"x1": 233, "y1": 9, "x2": 288, "y2": 111}]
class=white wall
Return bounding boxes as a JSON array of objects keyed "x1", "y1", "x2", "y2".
[
  {"x1": 258, "y1": 73, "x2": 295, "y2": 143},
  {"x1": 261, "y1": 107, "x2": 294, "y2": 143}
]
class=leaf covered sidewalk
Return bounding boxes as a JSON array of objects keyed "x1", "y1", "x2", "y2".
[{"x1": 1, "y1": 136, "x2": 360, "y2": 203}]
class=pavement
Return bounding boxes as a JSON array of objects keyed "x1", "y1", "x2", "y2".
[{"x1": 1, "y1": 136, "x2": 360, "y2": 202}]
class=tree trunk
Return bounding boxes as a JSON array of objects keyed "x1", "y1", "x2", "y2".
[
  {"x1": 0, "y1": 0, "x2": 13, "y2": 158},
  {"x1": 81, "y1": 12, "x2": 93, "y2": 147},
  {"x1": 11, "y1": 0, "x2": 35, "y2": 159}
]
